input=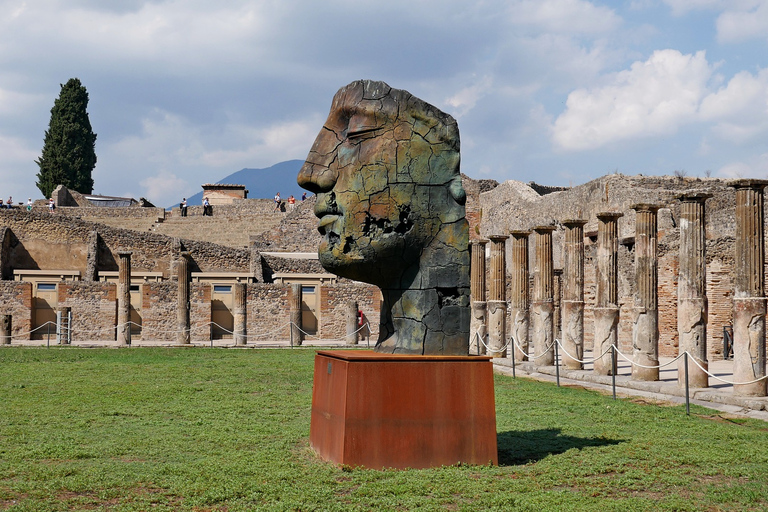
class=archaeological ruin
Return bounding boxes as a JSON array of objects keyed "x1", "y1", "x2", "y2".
[{"x1": 2, "y1": 172, "x2": 768, "y2": 395}]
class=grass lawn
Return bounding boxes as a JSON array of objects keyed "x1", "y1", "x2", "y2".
[{"x1": 1, "y1": 347, "x2": 767, "y2": 511}]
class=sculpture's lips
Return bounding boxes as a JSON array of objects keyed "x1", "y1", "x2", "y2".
[{"x1": 317, "y1": 214, "x2": 340, "y2": 234}]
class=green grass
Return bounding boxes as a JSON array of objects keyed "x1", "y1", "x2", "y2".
[{"x1": 1, "y1": 347, "x2": 767, "y2": 511}]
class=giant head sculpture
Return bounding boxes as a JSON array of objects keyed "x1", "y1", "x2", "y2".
[{"x1": 298, "y1": 80, "x2": 470, "y2": 355}]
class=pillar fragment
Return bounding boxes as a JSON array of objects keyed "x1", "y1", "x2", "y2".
[
  {"x1": 594, "y1": 212, "x2": 623, "y2": 375},
  {"x1": 631, "y1": 204, "x2": 661, "y2": 381},
  {"x1": 562, "y1": 219, "x2": 587, "y2": 370},
  {"x1": 346, "y1": 300, "x2": 359, "y2": 346},
  {"x1": 532, "y1": 226, "x2": 555, "y2": 366},
  {"x1": 729, "y1": 179, "x2": 768, "y2": 396},
  {"x1": 509, "y1": 231, "x2": 530, "y2": 361},
  {"x1": 1, "y1": 314, "x2": 11, "y2": 345},
  {"x1": 177, "y1": 252, "x2": 191, "y2": 344},
  {"x1": 470, "y1": 239, "x2": 488, "y2": 355},
  {"x1": 233, "y1": 282, "x2": 247, "y2": 346},
  {"x1": 290, "y1": 283, "x2": 304, "y2": 346},
  {"x1": 487, "y1": 235, "x2": 508, "y2": 358},
  {"x1": 117, "y1": 251, "x2": 132, "y2": 346},
  {"x1": 677, "y1": 193, "x2": 711, "y2": 388}
]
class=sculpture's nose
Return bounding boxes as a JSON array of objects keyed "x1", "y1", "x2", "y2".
[{"x1": 297, "y1": 128, "x2": 340, "y2": 193}]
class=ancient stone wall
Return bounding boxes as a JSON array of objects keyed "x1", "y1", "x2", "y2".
[
  {"x1": 318, "y1": 283, "x2": 381, "y2": 341},
  {"x1": 60, "y1": 282, "x2": 117, "y2": 342},
  {"x1": 0, "y1": 281, "x2": 32, "y2": 338},
  {"x1": 247, "y1": 283, "x2": 292, "y2": 342}
]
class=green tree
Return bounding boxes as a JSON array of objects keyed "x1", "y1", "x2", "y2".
[{"x1": 35, "y1": 78, "x2": 97, "y2": 198}]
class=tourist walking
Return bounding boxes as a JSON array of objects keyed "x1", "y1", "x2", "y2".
[{"x1": 273, "y1": 192, "x2": 281, "y2": 212}]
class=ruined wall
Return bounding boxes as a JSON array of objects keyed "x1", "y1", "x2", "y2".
[
  {"x1": 247, "y1": 283, "x2": 292, "y2": 342},
  {"x1": 0, "y1": 281, "x2": 32, "y2": 339},
  {"x1": 60, "y1": 282, "x2": 117, "y2": 342},
  {"x1": 318, "y1": 283, "x2": 382, "y2": 341}
]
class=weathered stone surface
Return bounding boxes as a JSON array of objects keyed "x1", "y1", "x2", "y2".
[
  {"x1": 116, "y1": 251, "x2": 132, "y2": 346},
  {"x1": 177, "y1": 252, "x2": 191, "y2": 344},
  {"x1": 631, "y1": 204, "x2": 661, "y2": 381},
  {"x1": 233, "y1": 282, "x2": 247, "y2": 345},
  {"x1": 562, "y1": 220, "x2": 586, "y2": 369},
  {"x1": 594, "y1": 213, "x2": 622, "y2": 375},
  {"x1": 730, "y1": 180, "x2": 768, "y2": 396},
  {"x1": 532, "y1": 226, "x2": 555, "y2": 366},
  {"x1": 290, "y1": 283, "x2": 303, "y2": 346},
  {"x1": 469, "y1": 239, "x2": 487, "y2": 355},
  {"x1": 677, "y1": 194, "x2": 710, "y2": 388},
  {"x1": 487, "y1": 235, "x2": 508, "y2": 357},
  {"x1": 298, "y1": 80, "x2": 470, "y2": 355},
  {"x1": 509, "y1": 230, "x2": 530, "y2": 361}
]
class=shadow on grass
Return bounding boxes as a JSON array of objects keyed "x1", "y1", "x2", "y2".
[{"x1": 497, "y1": 428, "x2": 624, "y2": 466}]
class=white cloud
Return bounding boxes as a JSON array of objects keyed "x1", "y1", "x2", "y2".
[
  {"x1": 445, "y1": 76, "x2": 494, "y2": 118},
  {"x1": 716, "y1": 2, "x2": 768, "y2": 42},
  {"x1": 139, "y1": 171, "x2": 189, "y2": 205},
  {"x1": 552, "y1": 50, "x2": 712, "y2": 150},
  {"x1": 715, "y1": 153, "x2": 768, "y2": 178},
  {"x1": 510, "y1": 0, "x2": 621, "y2": 34}
]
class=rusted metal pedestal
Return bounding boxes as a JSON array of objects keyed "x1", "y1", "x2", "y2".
[{"x1": 309, "y1": 350, "x2": 498, "y2": 469}]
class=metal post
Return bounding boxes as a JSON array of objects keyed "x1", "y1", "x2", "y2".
[
  {"x1": 511, "y1": 336, "x2": 516, "y2": 379},
  {"x1": 611, "y1": 345, "x2": 616, "y2": 400},
  {"x1": 68, "y1": 310, "x2": 72, "y2": 344},
  {"x1": 555, "y1": 339, "x2": 560, "y2": 387},
  {"x1": 290, "y1": 324, "x2": 294, "y2": 348},
  {"x1": 56, "y1": 310, "x2": 62, "y2": 345},
  {"x1": 685, "y1": 352, "x2": 690, "y2": 416},
  {"x1": 47, "y1": 323, "x2": 50, "y2": 348}
]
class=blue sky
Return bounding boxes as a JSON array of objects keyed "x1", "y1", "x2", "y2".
[{"x1": 1, "y1": 0, "x2": 767, "y2": 206}]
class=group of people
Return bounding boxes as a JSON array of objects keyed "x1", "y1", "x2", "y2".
[
  {"x1": 178, "y1": 197, "x2": 213, "y2": 216},
  {"x1": 0, "y1": 196, "x2": 51, "y2": 212},
  {"x1": 273, "y1": 191, "x2": 307, "y2": 212}
]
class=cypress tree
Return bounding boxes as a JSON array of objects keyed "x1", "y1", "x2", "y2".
[{"x1": 35, "y1": 78, "x2": 97, "y2": 198}]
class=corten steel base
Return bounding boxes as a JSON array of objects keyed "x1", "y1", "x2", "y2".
[{"x1": 309, "y1": 350, "x2": 498, "y2": 469}]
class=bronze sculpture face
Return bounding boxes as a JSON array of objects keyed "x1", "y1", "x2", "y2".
[{"x1": 298, "y1": 80, "x2": 470, "y2": 354}]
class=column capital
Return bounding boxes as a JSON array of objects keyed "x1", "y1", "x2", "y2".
[
  {"x1": 630, "y1": 203, "x2": 663, "y2": 212},
  {"x1": 678, "y1": 191, "x2": 713, "y2": 202},
  {"x1": 727, "y1": 178, "x2": 768, "y2": 190},
  {"x1": 533, "y1": 225, "x2": 556, "y2": 233},
  {"x1": 489, "y1": 234, "x2": 509, "y2": 242},
  {"x1": 596, "y1": 211, "x2": 623, "y2": 220},
  {"x1": 509, "y1": 230, "x2": 531, "y2": 237},
  {"x1": 562, "y1": 219, "x2": 587, "y2": 227},
  {"x1": 116, "y1": 250, "x2": 133, "y2": 257},
  {"x1": 470, "y1": 238, "x2": 489, "y2": 247}
]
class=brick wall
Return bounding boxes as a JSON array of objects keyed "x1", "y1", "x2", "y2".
[
  {"x1": 0, "y1": 281, "x2": 32, "y2": 339},
  {"x1": 60, "y1": 282, "x2": 117, "y2": 342}
]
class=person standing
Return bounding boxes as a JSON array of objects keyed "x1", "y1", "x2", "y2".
[
  {"x1": 180, "y1": 198, "x2": 187, "y2": 217},
  {"x1": 6, "y1": 196, "x2": 12, "y2": 209},
  {"x1": 273, "y1": 192, "x2": 281, "y2": 212},
  {"x1": 288, "y1": 195, "x2": 296, "y2": 210},
  {"x1": 202, "y1": 196, "x2": 211, "y2": 216},
  {"x1": 301, "y1": 192, "x2": 307, "y2": 201},
  {"x1": 26, "y1": 198, "x2": 32, "y2": 211},
  {"x1": 48, "y1": 198, "x2": 55, "y2": 212}
]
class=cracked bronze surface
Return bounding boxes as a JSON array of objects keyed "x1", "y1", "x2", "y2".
[{"x1": 298, "y1": 80, "x2": 470, "y2": 355}]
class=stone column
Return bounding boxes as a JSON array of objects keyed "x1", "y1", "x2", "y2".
[
  {"x1": 730, "y1": 179, "x2": 768, "y2": 396},
  {"x1": 346, "y1": 300, "x2": 359, "y2": 346},
  {"x1": 631, "y1": 204, "x2": 661, "y2": 381},
  {"x1": 1, "y1": 314, "x2": 11, "y2": 345},
  {"x1": 677, "y1": 193, "x2": 711, "y2": 388},
  {"x1": 532, "y1": 226, "x2": 555, "y2": 366},
  {"x1": 470, "y1": 239, "x2": 488, "y2": 355},
  {"x1": 509, "y1": 231, "x2": 530, "y2": 361},
  {"x1": 177, "y1": 251, "x2": 191, "y2": 345},
  {"x1": 233, "y1": 282, "x2": 247, "y2": 346},
  {"x1": 487, "y1": 235, "x2": 508, "y2": 358},
  {"x1": 116, "y1": 251, "x2": 132, "y2": 346},
  {"x1": 290, "y1": 283, "x2": 304, "y2": 346},
  {"x1": 594, "y1": 212, "x2": 623, "y2": 375},
  {"x1": 562, "y1": 219, "x2": 587, "y2": 370}
]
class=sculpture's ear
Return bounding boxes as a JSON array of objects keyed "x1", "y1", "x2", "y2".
[{"x1": 449, "y1": 175, "x2": 466, "y2": 206}]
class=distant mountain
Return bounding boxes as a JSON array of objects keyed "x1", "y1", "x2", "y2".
[{"x1": 172, "y1": 159, "x2": 306, "y2": 208}]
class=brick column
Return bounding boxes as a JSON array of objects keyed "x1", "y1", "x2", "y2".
[
  {"x1": 509, "y1": 230, "x2": 530, "y2": 361},
  {"x1": 562, "y1": 219, "x2": 587, "y2": 370},
  {"x1": 117, "y1": 251, "x2": 132, "y2": 346},
  {"x1": 631, "y1": 204, "x2": 661, "y2": 381},
  {"x1": 290, "y1": 283, "x2": 304, "y2": 346},
  {"x1": 233, "y1": 282, "x2": 247, "y2": 346},
  {"x1": 177, "y1": 251, "x2": 191, "y2": 344},
  {"x1": 57, "y1": 306, "x2": 71, "y2": 345},
  {"x1": 470, "y1": 239, "x2": 488, "y2": 355},
  {"x1": 346, "y1": 300, "x2": 359, "y2": 346},
  {"x1": 532, "y1": 226, "x2": 555, "y2": 366},
  {"x1": 677, "y1": 193, "x2": 711, "y2": 388},
  {"x1": 594, "y1": 212, "x2": 623, "y2": 375},
  {"x1": 730, "y1": 179, "x2": 768, "y2": 396},
  {"x1": 487, "y1": 235, "x2": 508, "y2": 358}
]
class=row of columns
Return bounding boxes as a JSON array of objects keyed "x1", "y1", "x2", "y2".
[
  {"x1": 116, "y1": 251, "x2": 250, "y2": 346},
  {"x1": 471, "y1": 180, "x2": 768, "y2": 397}
]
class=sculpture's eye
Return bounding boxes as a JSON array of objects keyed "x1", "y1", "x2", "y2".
[{"x1": 347, "y1": 113, "x2": 381, "y2": 141}]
